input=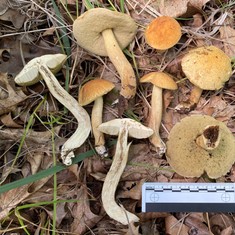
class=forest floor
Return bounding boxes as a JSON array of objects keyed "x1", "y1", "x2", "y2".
[{"x1": 0, "y1": 0, "x2": 235, "y2": 234}]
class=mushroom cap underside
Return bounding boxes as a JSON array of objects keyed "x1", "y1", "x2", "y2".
[
  {"x1": 166, "y1": 115, "x2": 235, "y2": 179},
  {"x1": 98, "y1": 118, "x2": 153, "y2": 139},
  {"x1": 73, "y1": 8, "x2": 137, "y2": 56},
  {"x1": 79, "y1": 78, "x2": 115, "y2": 106},
  {"x1": 145, "y1": 16, "x2": 182, "y2": 50},
  {"x1": 140, "y1": 72, "x2": 178, "y2": 90},
  {"x1": 181, "y1": 46, "x2": 232, "y2": 90},
  {"x1": 14, "y1": 54, "x2": 67, "y2": 86}
]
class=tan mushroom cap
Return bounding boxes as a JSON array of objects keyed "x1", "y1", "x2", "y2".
[
  {"x1": 181, "y1": 46, "x2": 232, "y2": 90},
  {"x1": 166, "y1": 115, "x2": 235, "y2": 179},
  {"x1": 145, "y1": 16, "x2": 181, "y2": 50},
  {"x1": 73, "y1": 8, "x2": 137, "y2": 56},
  {"x1": 98, "y1": 118, "x2": 153, "y2": 139},
  {"x1": 140, "y1": 72, "x2": 178, "y2": 90},
  {"x1": 79, "y1": 79, "x2": 115, "y2": 106}
]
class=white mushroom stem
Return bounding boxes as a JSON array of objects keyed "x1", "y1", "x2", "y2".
[
  {"x1": 91, "y1": 96, "x2": 108, "y2": 157},
  {"x1": 101, "y1": 124, "x2": 139, "y2": 225},
  {"x1": 148, "y1": 85, "x2": 166, "y2": 156},
  {"x1": 102, "y1": 29, "x2": 136, "y2": 99},
  {"x1": 39, "y1": 64, "x2": 91, "y2": 165},
  {"x1": 195, "y1": 125, "x2": 221, "y2": 151}
]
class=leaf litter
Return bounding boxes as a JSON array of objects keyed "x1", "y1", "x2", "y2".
[{"x1": 0, "y1": 0, "x2": 235, "y2": 234}]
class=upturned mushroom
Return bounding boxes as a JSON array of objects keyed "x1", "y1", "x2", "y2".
[
  {"x1": 176, "y1": 46, "x2": 232, "y2": 113},
  {"x1": 140, "y1": 72, "x2": 177, "y2": 156},
  {"x1": 98, "y1": 118, "x2": 153, "y2": 225},
  {"x1": 79, "y1": 78, "x2": 115, "y2": 157},
  {"x1": 14, "y1": 54, "x2": 91, "y2": 165},
  {"x1": 166, "y1": 115, "x2": 235, "y2": 179},
  {"x1": 73, "y1": 8, "x2": 137, "y2": 100},
  {"x1": 145, "y1": 16, "x2": 182, "y2": 51}
]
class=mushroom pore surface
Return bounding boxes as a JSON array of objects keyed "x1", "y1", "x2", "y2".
[
  {"x1": 73, "y1": 8, "x2": 137, "y2": 56},
  {"x1": 166, "y1": 115, "x2": 235, "y2": 179}
]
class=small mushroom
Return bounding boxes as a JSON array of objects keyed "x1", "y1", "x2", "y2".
[
  {"x1": 73, "y1": 8, "x2": 137, "y2": 101},
  {"x1": 98, "y1": 118, "x2": 153, "y2": 225},
  {"x1": 166, "y1": 115, "x2": 235, "y2": 179},
  {"x1": 140, "y1": 72, "x2": 177, "y2": 156},
  {"x1": 145, "y1": 16, "x2": 182, "y2": 51},
  {"x1": 79, "y1": 78, "x2": 115, "y2": 157},
  {"x1": 14, "y1": 54, "x2": 91, "y2": 165},
  {"x1": 176, "y1": 46, "x2": 232, "y2": 113}
]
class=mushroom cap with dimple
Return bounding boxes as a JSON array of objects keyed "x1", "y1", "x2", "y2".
[
  {"x1": 145, "y1": 16, "x2": 182, "y2": 50},
  {"x1": 166, "y1": 115, "x2": 235, "y2": 179},
  {"x1": 98, "y1": 118, "x2": 153, "y2": 139},
  {"x1": 73, "y1": 8, "x2": 137, "y2": 57},
  {"x1": 181, "y1": 46, "x2": 232, "y2": 90},
  {"x1": 79, "y1": 79, "x2": 115, "y2": 106},
  {"x1": 140, "y1": 72, "x2": 178, "y2": 90}
]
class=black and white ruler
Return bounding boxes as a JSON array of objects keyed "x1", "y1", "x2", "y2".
[{"x1": 142, "y1": 182, "x2": 235, "y2": 212}]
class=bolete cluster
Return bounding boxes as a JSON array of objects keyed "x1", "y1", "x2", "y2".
[
  {"x1": 73, "y1": 8, "x2": 137, "y2": 101},
  {"x1": 166, "y1": 115, "x2": 235, "y2": 179}
]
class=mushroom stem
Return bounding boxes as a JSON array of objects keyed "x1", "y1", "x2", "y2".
[
  {"x1": 39, "y1": 64, "x2": 91, "y2": 165},
  {"x1": 148, "y1": 85, "x2": 166, "y2": 156},
  {"x1": 102, "y1": 28, "x2": 136, "y2": 99},
  {"x1": 189, "y1": 85, "x2": 203, "y2": 106},
  {"x1": 101, "y1": 124, "x2": 139, "y2": 225},
  {"x1": 92, "y1": 96, "x2": 108, "y2": 157},
  {"x1": 195, "y1": 125, "x2": 221, "y2": 150}
]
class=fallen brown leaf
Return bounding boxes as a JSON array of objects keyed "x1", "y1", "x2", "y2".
[
  {"x1": 165, "y1": 215, "x2": 189, "y2": 235},
  {"x1": 220, "y1": 25, "x2": 235, "y2": 58}
]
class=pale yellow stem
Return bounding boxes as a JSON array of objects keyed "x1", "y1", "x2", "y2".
[
  {"x1": 102, "y1": 125, "x2": 139, "y2": 225},
  {"x1": 189, "y1": 86, "x2": 203, "y2": 105},
  {"x1": 92, "y1": 97, "x2": 108, "y2": 157},
  {"x1": 148, "y1": 85, "x2": 166, "y2": 156},
  {"x1": 102, "y1": 29, "x2": 136, "y2": 99}
]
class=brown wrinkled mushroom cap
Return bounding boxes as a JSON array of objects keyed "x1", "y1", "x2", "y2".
[
  {"x1": 181, "y1": 46, "x2": 232, "y2": 90},
  {"x1": 140, "y1": 72, "x2": 178, "y2": 90},
  {"x1": 145, "y1": 16, "x2": 181, "y2": 50},
  {"x1": 73, "y1": 8, "x2": 137, "y2": 56},
  {"x1": 166, "y1": 115, "x2": 235, "y2": 179},
  {"x1": 79, "y1": 79, "x2": 115, "y2": 106}
]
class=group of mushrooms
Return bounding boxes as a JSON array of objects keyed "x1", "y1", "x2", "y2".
[{"x1": 14, "y1": 8, "x2": 235, "y2": 226}]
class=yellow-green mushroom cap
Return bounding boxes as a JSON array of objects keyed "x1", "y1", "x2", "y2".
[
  {"x1": 166, "y1": 115, "x2": 235, "y2": 179},
  {"x1": 181, "y1": 46, "x2": 232, "y2": 90}
]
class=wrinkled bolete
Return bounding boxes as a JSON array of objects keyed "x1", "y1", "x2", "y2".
[
  {"x1": 176, "y1": 46, "x2": 232, "y2": 112},
  {"x1": 140, "y1": 72, "x2": 177, "y2": 156},
  {"x1": 73, "y1": 8, "x2": 137, "y2": 100},
  {"x1": 79, "y1": 78, "x2": 115, "y2": 157},
  {"x1": 145, "y1": 16, "x2": 182, "y2": 50},
  {"x1": 98, "y1": 118, "x2": 153, "y2": 225},
  {"x1": 166, "y1": 115, "x2": 235, "y2": 179}
]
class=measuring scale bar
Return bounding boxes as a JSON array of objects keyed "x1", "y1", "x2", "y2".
[{"x1": 142, "y1": 182, "x2": 235, "y2": 212}]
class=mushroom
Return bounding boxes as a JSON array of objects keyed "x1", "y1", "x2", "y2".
[
  {"x1": 14, "y1": 54, "x2": 91, "y2": 165},
  {"x1": 98, "y1": 118, "x2": 153, "y2": 225},
  {"x1": 176, "y1": 45, "x2": 232, "y2": 113},
  {"x1": 145, "y1": 16, "x2": 182, "y2": 51},
  {"x1": 140, "y1": 72, "x2": 177, "y2": 156},
  {"x1": 73, "y1": 8, "x2": 137, "y2": 101},
  {"x1": 166, "y1": 115, "x2": 235, "y2": 179},
  {"x1": 79, "y1": 78, "x2": 115, "y2": 157}
]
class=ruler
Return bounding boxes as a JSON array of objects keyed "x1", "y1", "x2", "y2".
[{"x1": 142, "y1": 182, "x2": 235, "y2": 212}]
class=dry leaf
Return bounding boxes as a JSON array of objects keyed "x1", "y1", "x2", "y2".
[
  {"x1": 0, "y1": 112, "x2": 22, "y2": 128},
  {"x1": 165, "y1": 215, "x2": 189, "y2": 235},
  {"x1": 0, "y1": 8, "x2": 25, "y2": 28},
  {"x1": 70, "y1": 186, "x2": 102, "y2": 234},
  {"x1": 220, "y1": 26, "x2": 235, "y2": 58}
]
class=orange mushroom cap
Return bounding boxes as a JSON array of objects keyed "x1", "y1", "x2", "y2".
[{"x1": 145, "y1": 16, "x2": 182, "y2": 50}]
